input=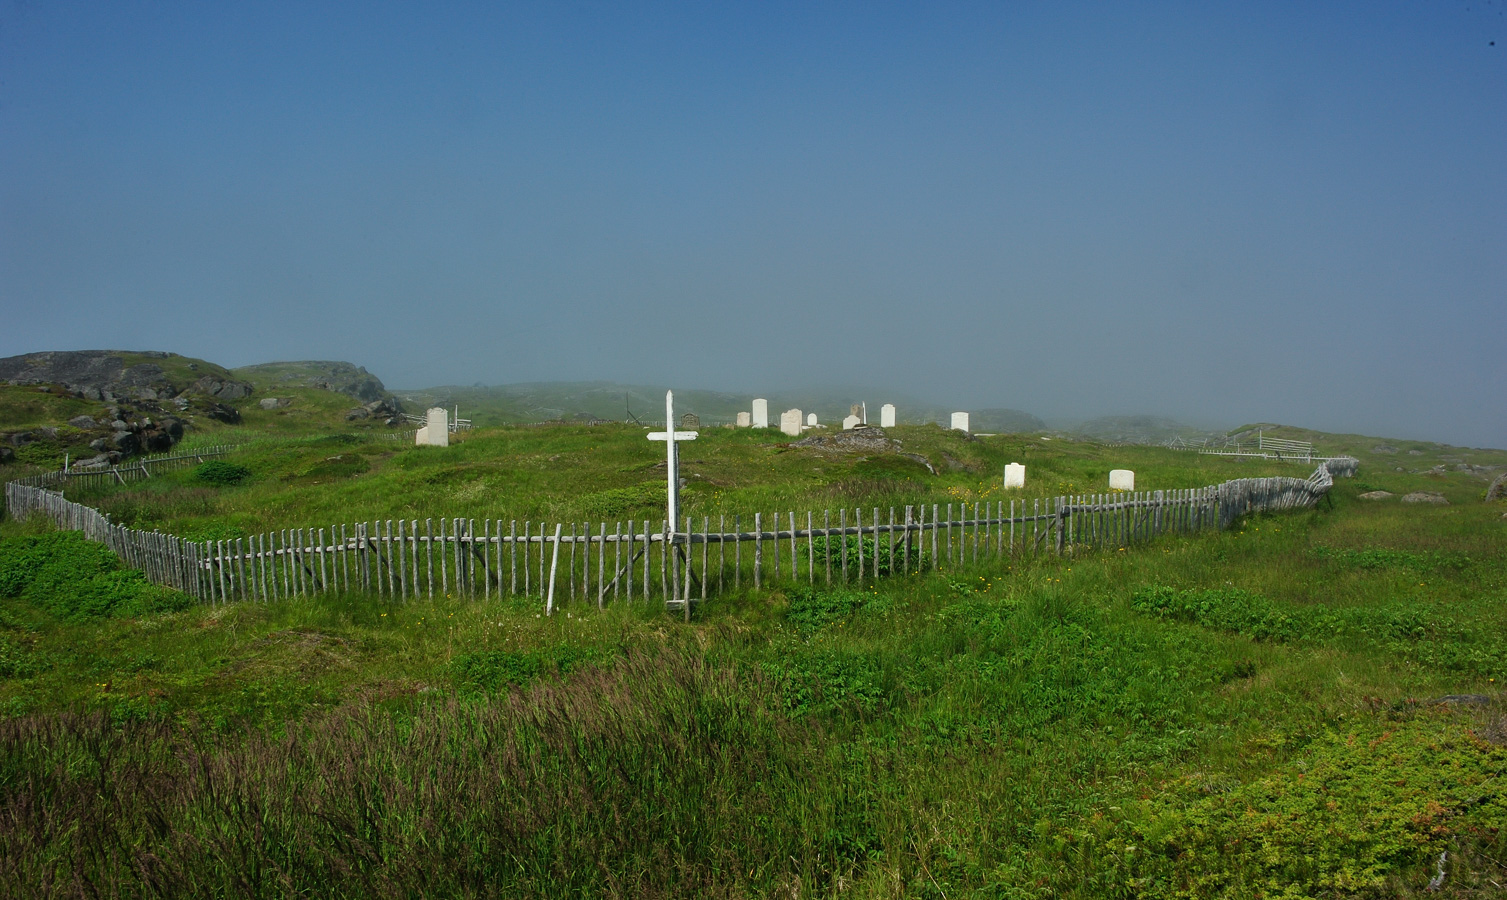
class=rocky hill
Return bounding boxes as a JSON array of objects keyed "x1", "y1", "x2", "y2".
[
  {"x1": 0, "y1": 350, "x2": 251, "y2": 406},
  {"x1": 0, "y1": 350, "x2": 253, "y2": 469},
  {"x1": 232, "y1": 361, "x2": 389, "y2": 403},
  {"x1": 232, "y1": 361, "x2": 403, "y2": 424}
]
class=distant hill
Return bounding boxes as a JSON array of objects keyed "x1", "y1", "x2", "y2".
[
  {"x1": 967, "y1": 408, "x2": 1047, "y2": 434},
  {"x1": 1069, "y1": 415, "x2": 1221, "y2": 445},
  {"x1": 232, "y1": 361, "x2": 392, "y2": 404},
  {"x1": 389, "y1": 381, "x2": 1052, "y2": 432},
  {"x1": 392, "y1": 382, "x2": 975, "y2": 428}
]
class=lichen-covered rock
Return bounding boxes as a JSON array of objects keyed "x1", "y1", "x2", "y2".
[
  {"x1": 190, "y1": 375, "x2": 253, "y2": 400},
  {"x1": 1358, "y1": 491, "x2": 1393, "y2": 500},
  {"x1": 1487, "y1": 473, "x2": 1507, "y2": 503},
  {"x1": 68, "y1": 415, "x2": 99, "y2": 429},
  {"x1": 1401, "y1": 491, "x2": 1449, "y2": 505},
  {"x1": 206, "y1": 403, "x2": 241, "y2": 425}
]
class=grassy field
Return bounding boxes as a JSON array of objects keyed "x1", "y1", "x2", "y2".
[{"x1": 1, "y1": 423, "x2": 1504, "y2": 897}]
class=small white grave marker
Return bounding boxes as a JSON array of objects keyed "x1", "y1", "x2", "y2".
[
  {"x1": 950, "y1": 411, "x2": 970, "y2": 432},
  {"x1": 806, "y1": 412, "x2": 818, "y2": 427},
  {"x1": 752, "y1": 398, "x2": 769, "y2": 428},
  {"x1": 842, "y1": 414, "x2": 860, "y2": 430},
  {"x1": 736, "y1": 411, "x2": 751, "y2": 428},
  {"x1": 648, "y1": 391, "x2": 697, "y2": 526},
  {"x1": 880, "y1": 404, "x2": 896, "y2": 427},
  {"x1": 780, "y1": 409, "x2": 803, "y2": 436},
  {"x1": 1004, "y1": 462, "x2": 1025, "y2": 489},
  {"x1": 1110, "y1": 469, "x2": 1135, "y2": 491}
]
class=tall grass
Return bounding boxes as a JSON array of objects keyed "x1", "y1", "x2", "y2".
[{"x1": 0, "y1": 645, "x2": 865, "y2": 898}]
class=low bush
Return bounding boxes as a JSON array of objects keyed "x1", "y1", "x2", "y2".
[
  {"x1": 784, "y1": 583, "x2": 870, "y2": 634},
  {"x1": 193, "y1": 460, "x2": 251, "y2": 485}
]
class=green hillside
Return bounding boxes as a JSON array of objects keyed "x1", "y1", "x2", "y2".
[{"x1": 2, "y1": 408, "x2": 1505, "y2": 896}]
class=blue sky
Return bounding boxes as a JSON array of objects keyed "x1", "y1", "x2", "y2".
[{"x1": 2, "y1": 2, "x2": 1503, "y2": 446}]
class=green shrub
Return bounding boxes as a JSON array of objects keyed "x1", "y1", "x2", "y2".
[
  {"x1": 808, "y1": 533, "x2": 928, "y2": 576},
  {"x1": 193, "y1": 460, "x2": 251, "y2": 485},
  {"x1": 0, "y1": 532, "x2": 193, "y2": 621},
  {"x1": 784, "y1": 584, "x2": 869, "y2": 634}
]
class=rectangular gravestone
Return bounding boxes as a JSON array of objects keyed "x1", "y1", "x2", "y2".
[
  {"x1": 950, "y1": 411, "x2": 969, "y2": 432},
  {"x1": 842, "y1": 414, "x2": 860, "y2": 430},
  {"x1": 736, "y1": 411, "x2": 751, "y2": 427},
  {"x1": 1110, "y1": 469, "x2": 1135, "y2": 491},
  {"x1": 681, "y1": 413, "x2": 700, "y2": 429},
  {"x1": 752, "y1": 398, "x2": 769, "y2": 428},
  {"x1": 417, "y1": 407, "x2": 449, "y2": 447},
  {"x1": 880, "y1": 403, "x2": 896, "y2": 427},
  {"x1": 780, "y1": 408, "x2": 803, "y2": 436},
  {"x1": 1004, "y1": 462, "x2": 1025, "y2": 489},
  {"x1": 850, "y1": 402, "x2": 867, "y2": 425}
]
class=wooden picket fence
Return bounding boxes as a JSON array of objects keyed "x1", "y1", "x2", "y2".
[
  {"x1": 8, "y1": 445, "x2": 239, "y2": 492},
  {"x1": 3, "y1": 481, "x2": 208, "y2": 598},
  {"x1": 5, "y1": 463, "x2": 1342, "y2": 615}
]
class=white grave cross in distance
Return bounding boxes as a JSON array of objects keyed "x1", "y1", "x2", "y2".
[{"x1": 647, "y1": 390, "x2": 697, "y2": 528}]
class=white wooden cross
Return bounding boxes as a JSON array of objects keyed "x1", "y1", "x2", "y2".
[{"x1": 647, "y1": 390, "x2": 697, "y2": 528}]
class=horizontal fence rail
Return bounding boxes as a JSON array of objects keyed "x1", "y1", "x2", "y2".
[
  {"x1": 7, "y1": 445, "x2": 239, "y2": 492},
  {"x1": 5, "y1": 463, "x2": 1345, "y2": 615}
]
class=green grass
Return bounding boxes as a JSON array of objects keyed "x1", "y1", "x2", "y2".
[
  {"x1": 1, "y1": 424, "x2": 1504, "y2": 897},
  {"x1": 62, "y1": 422, "x2": 1401, "y2": 539}
]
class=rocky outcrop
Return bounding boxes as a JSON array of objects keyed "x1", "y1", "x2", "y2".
[
  {"x1": 190, "y1": 375, "x2": 253, "y2": 400},
  {"x1": 0, "y1": 350, "x2": 250, "y2": 404},
  {"x1": 1487, "y1": 473, "x2": 1507, "y2": 503},
  {"x1": 345, "y1": 398, "x2": 404, "y2": 425},
  {"x1": 236, "y1": 361, "x2": 390, "y2": 403}
]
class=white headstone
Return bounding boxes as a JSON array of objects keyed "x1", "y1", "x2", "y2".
[
  {"x1": 950, "y1": 411, "x2": 969, "y2": 432},
  {"x1": 1110, "y1": 469, "x2": 1135, "y2": 491},
  {"x1": 842, "y1": 414, "x2": 860, "y2": 430},
  {"x1": 417, "y1": 407, "x2": 449, "y2": 447},
  {"x1": 780, "y1": 409, "x2": 803, "y2": 437},
  {"x1": 1004, "y1": 462, "x2": 1025, "y2": 489},
  {"x1": 880, "y1": 404, "x2": 896, "y2": 427},
  {"x1": 806, "y1": 412, "x2": 818, "y2": 427},
  {"x1": 736, "y1": 411, "x2": 751, "y2": 428},
  {"x1": 752, "y1": 398, "x2": 769, "y2": 428}
]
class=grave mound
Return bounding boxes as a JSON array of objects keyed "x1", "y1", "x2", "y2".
[{"x1": 791, "y1": 426, "x2": 898, "y2": 453}]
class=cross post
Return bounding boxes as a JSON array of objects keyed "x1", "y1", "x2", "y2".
[{"x1": 647, "y1": 390, "x2": 697, "y2": 530}]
